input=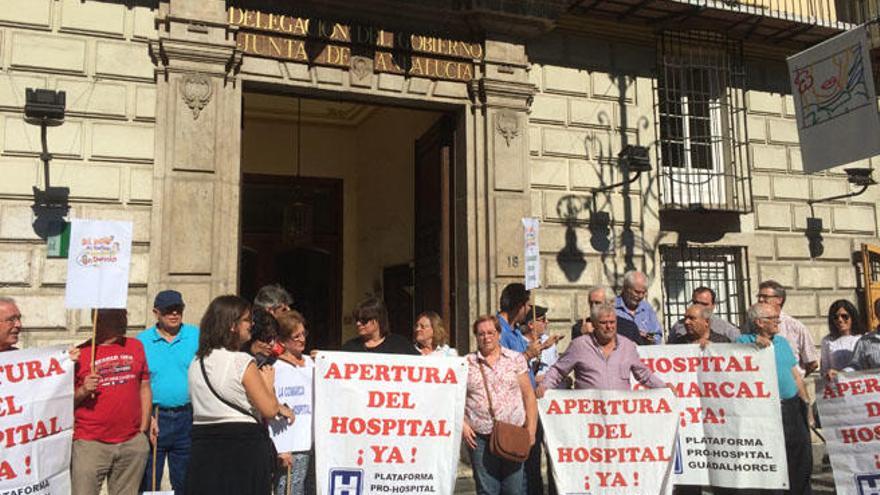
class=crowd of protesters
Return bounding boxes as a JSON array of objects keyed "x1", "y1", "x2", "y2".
[{"x1": 2, "y1": 269, "x2": 880, "y2": 495}]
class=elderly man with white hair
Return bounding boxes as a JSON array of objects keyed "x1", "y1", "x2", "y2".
[
  {"x1": 572, "y1": 286, "x2": 642, "y2": 344},
  {"x1": 615, "y1": 271, "x2": 662, "y2": 345},
  {"x1": 737, "y1": 302, "x2": 812, "y2": 495},
  {"x1": 537, "y1": 302, "x2": 665, "y2": 396},
  {"x1": 0, "y1": 296, "x2": 22, "y2": 352}
]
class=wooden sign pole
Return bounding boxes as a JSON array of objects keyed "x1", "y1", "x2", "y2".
[{"x1": 89, "y1": 309, "x2": 99, "y2": 372}]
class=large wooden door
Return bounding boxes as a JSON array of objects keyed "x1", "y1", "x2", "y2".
[
  {"x1": 413, "y1": 116, "x2": 456, "y2": 344},
  {"x1": 240, "y1": 175, "x2": 343, "y2": 350}
]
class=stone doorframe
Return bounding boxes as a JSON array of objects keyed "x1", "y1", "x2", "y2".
[{"x1": 148, "y1": 0, "x2": 539, "y2": 351}]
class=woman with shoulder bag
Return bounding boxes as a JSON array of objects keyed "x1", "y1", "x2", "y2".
[
  {"x1": 462, "y1": 315, "x2": 537, "y2": 495},
  {"x1": 185, "y1": 295, "x2": 294, "y2": 495}
]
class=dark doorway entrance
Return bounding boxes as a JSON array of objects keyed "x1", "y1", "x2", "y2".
[
  {"x1": 240, "y1": 92, "x2": 459, "y2": 349},
  {"x1": 240, "y1": 175, "x2": 343, "y2": 351}
]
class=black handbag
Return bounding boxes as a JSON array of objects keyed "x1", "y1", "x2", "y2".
[{"x1": 199, "y1": 357, "x2": 279, "y2": 481}]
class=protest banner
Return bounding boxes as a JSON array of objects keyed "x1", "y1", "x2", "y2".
[
  {"x1": 522, "y1": 217, "x2": 540, "y2": 291},
  {"x1": 64, "y1": 219, "x2": 133, "y2": 370},
  {"x1": 817, "y1": 371, "x2": 880, "y2": 495},
  {"x1": 539, "y1": 388, "x2": 678, "y2": 495},
  {"x1": 269, "y1": 363, "x2": 314, "y2": 453},
  {"x1": 64, "y1": 219, "x2": 133, "y2": 309},
  {"x1": 0, "y1": 346, "x2": 75, "y2": 495},
  {"x1": 314, "y1": 352, "x2": 466, "y2": 495},
  {"x1": 636, "y1": 344, "x2": 787, "y2": 490}
]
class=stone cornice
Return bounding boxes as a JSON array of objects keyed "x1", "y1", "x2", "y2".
[
  {"x1": 456, "y1": 0, "x2": 566, "y2": 39},
  {"x1": 470, "y1": 77, "x2": 536, "y2": 111}
]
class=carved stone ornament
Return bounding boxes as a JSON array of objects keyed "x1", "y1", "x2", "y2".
[
  {"x1": 350, "y1": 56, "x2": 373, "y2": 80},
  {"x1": 495, "y1": 111, "x2": 520, "y2": 147},
  {"x1": 181, "y1": 74, "x2": 213, "y2": 120}
]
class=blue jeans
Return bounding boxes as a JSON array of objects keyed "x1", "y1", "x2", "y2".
[
  {"x1": 275, "y1": 452, "x2": 311, "y2": 495},
  {"x1": 140, "y1": 405, "x2": 193, "y2": 494},
  {"x1": 470, "y1": 434, "x2": 524, "y2": 495}
]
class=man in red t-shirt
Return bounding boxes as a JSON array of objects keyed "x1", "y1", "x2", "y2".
[{"x1": 72, "y1": 308, "x2": 152, "y2": 495}]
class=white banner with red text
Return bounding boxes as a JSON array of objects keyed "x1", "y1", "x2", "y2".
[
  {"x1": 0, "y1": 346, "x2": 74, "y2": 495},
  {"x1": 635, "y1": 344, "x2": 788, "y2": 490},
  {"x1": 539, "y1": 388, "x2": 678, "y2": 495},
  {"x1": 314, "y1": 352, "x2": 467, "y2": 495},
  {"x1": 817, "y1": 370, "x2": 880, "y2": 495}
]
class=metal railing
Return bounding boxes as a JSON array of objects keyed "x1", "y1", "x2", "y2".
[
  {"x1": 654, "y1": 31, "x2": 753, "y2": 213},
  {"x1": 660, "y1": 244, "x2": 751, "y2": 332}
]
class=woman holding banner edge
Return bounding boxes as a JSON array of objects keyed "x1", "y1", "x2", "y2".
[
  {"x1": 273, "y1": 310, "x2": 315, "y2": 495},
  {"x1": 463, "y1": 315, "x2": 537, "y2": 495}
]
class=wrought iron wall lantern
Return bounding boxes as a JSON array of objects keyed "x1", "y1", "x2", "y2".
[
  {"x1": 586, "y1": 144, "x2": 651, "y2": 252},
  {"x1": 805, "y1": 167, "x2": 876, "y2": 258},
  {"x1": 25, "y1": 88, "x2": 70, "y2": 240},
  {"x1": 592, "y1": 144, "x2": 652, "y2": 193}
]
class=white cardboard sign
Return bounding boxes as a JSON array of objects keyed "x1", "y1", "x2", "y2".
[{"x1": 64, "y1": 219, "x2": 133, "y2": 309}]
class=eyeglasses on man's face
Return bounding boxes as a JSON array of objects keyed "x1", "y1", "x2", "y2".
[
  {"x1": 756, "y1": 292, "x2": 781, "y2": 302},
  {"x1": 1, "y1": 314, "x2": 22, "y2": 325},
  {"x1": 834, "y1": 313, "x2": 851, "y2": 321}
]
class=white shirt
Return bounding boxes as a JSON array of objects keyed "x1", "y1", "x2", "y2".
[
  {"x1": 820, "y1": 334, "x2": 860, "y2": 375},
  {"x1": 430, "y1": 344, "x2": 458, "y2": 357},
  {"x1": 189, "y1": 348, "x2": 257, "y2": 425}
]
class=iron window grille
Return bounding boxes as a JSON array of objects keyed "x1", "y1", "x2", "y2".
[
  {"x1": 655, "y1": 31, "x2": 753, "y2": 213},
  {"x1": 660, "y1": 244, "x2": 750, "y2": 333}
]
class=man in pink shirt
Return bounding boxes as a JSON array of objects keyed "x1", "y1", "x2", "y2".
[{"x1": 537, "y1": 303, "x2": 664, "y2": 396}]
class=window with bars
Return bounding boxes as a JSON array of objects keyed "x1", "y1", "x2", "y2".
[
  {"x1": 655, "y1": 31, "x2": 752, "y2": 213},
  {"x1": 661, "y1": 245, "x2": 750, "y2": 332}
]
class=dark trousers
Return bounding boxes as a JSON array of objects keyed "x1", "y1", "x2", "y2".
[
  {"x1": 781, "y1": 396, "x2": 813, "y2": 495},
  {"x1": 141, "y1": 405, "x2": 193, "y2": 494},
  {"x1": 523, "y1": 423, "x2": 544, "y2": 494}
]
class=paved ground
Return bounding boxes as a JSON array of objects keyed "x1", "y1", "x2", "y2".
[{"x1": 453, "y1": 444, "x2": 837, "y2": 494}]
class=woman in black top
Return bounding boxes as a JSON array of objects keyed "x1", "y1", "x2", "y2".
[{"x1": 341, "y1": 298, "x2": 419, "y2": 355}]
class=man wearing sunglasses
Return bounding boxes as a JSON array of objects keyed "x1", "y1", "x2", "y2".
[{"x1": 137, "y1": 290, "x2": 200, "y2": 494}]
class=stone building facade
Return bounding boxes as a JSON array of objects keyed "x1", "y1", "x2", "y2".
[{"x1": 1, "y1": 0, "x2": 877, "y2": 352}]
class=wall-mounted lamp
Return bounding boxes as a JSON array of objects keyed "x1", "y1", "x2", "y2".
[
  {"x1": 805, "y1": 167, "x2": 876, "y2": 258},
  {"x1": 24, "y1": 88, "x2": 69, "y2": 239},
  {"x1": 593, "y1": 145, "x2": 652, "y2": 193}
]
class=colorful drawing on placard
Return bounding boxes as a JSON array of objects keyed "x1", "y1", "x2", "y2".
[{"x1": 792, "y1": 42, "x2": 873, "y2": 129}]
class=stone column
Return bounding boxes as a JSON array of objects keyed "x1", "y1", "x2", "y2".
[
  {"x1": 147, "y1": 0, "x2": 242, "y2": 318},
  {"x1": 469, "y1": 39, "x2": 536, "y2": 319}
]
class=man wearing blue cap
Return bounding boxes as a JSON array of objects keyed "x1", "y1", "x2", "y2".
[{"x1": 137, "y1": 290, "x2": 199, "y2": 494}]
